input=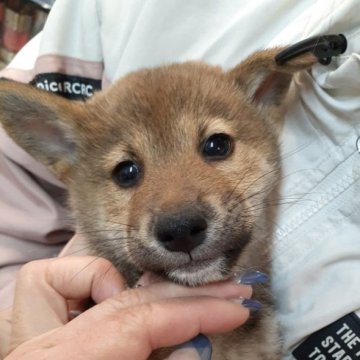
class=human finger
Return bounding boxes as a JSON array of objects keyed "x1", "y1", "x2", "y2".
[
  {"x1": 7, "y1": 295, "x2": 251, "y2": 360},
  {"x1": 104, "y1": 276, "x2": 253, "y2": 314},
  {"x1": 10, "y1": 256, "x2": 126, "y2": 350}
]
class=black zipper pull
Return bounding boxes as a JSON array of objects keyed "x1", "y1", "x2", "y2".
[{"x1": 275, "y1": 34, "x2": 347, "y2": 66}]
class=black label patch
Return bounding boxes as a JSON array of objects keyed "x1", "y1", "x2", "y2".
[
  {"x1": 293, "y1": 313, "x2": 360, "y2": 359},
  {"x1": 30, "y1": 73, "x2": 102, "y2": 100}
]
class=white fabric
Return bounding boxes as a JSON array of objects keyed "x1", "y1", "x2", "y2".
[{"x1": 0, "y1": 0, "x2": 359, "y2": 357}]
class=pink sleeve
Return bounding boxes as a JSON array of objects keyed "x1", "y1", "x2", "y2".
[{"x1": 0, "y1": 132, "x2": 73, "y2": 308}]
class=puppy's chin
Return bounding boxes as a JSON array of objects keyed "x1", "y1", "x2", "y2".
[{"x1": 166, "y1": 257, "x2": 228, "y2": 286}]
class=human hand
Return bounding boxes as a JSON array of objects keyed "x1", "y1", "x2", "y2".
[{"x1": 5, "y1": 256, "x2": 254, "y2": 360}]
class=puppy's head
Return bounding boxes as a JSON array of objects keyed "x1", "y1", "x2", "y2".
[{"x1": 0, "y1": 48, "x2": 316, "y2": 285}]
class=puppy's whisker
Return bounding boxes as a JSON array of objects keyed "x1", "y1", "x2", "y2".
[
  {"x1": 106, "y1": 221, "x2": 137, "y2": 228},
  {"x1": 62, "y1": 245, "x2": 94, "y2": 256},
  {"x1": 246, "y1": 198, "x2": 316, "y2": 211},
  {"x1": 77, "y1": 229, "x2": 131, "y2": 235},
  {"x1": 268, "y1": 140, "x2": 313, "y2": 162},
  {"x1": 70, "y1": 257, "x2": 104, "y2": 281}
]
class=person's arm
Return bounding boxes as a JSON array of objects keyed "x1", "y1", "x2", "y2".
[{"x1": 0, "y1": 0, "x2": 105, "y2": 310}]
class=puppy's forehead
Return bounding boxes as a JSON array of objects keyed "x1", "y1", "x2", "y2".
[
  {"x1": 95, "y1": 62, "x2": 250, "y2": 152},
  {"x1": 104, "y1": 63, "x2": 247, "y2": 124}
]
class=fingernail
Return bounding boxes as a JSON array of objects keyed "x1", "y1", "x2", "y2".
[
  {"x1": 192, "y1": 334, "x2": 212, "y2": 360},
  {"x1": 68, "y1": 310, "x2": 83, "y2": 320},
  {"x1": 232, "y1": 297, "x2": 262, "y2": 311},
  {"x1": 173, "y1": 334, "x2": 212, "y2": 360},
  {"x1": 233, "y1": 271, "x2": 269, "y2": 285}
]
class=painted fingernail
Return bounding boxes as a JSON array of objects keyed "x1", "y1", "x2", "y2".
[
  {"x1": 233, "y1": 297, "x2": 262, "y2": 311},
  {"x1": 192, "y1": 334, "x2": 212, "y2": 360},
  {"x1": 233, "y1": 271, "x2": 269, "y2": 285},
  {"x1": 173, "y1": 334, "x2": 212, "y2": 360}
]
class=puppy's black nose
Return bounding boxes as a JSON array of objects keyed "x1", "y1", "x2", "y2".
[{"x1": 155, "y1": 211, "x2": 207, "y2": 253}]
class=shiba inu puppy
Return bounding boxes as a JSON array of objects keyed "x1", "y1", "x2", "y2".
[{"x1": 0, "y1": 48, "x2": 316, "y2": 359}]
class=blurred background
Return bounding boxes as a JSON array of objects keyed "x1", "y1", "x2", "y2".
[{"x1": 0, "y1": 0, "x2": 55, "y2": 69}]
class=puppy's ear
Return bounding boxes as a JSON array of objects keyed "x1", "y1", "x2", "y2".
[
  {"x1": 227, "y1": 47, "x2": 317, "y2": 107},
  {"x1": 0, "y1": 81, "x2": 86, "y2": 182}
]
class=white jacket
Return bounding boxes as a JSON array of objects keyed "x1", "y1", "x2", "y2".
[{"x1": 0, "y1": 0, "x2": 359, "y2": 358}]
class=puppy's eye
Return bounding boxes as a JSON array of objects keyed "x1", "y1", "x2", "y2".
[
  {"x1": 112, "y1": 161, "x2": 141, "y2": 188},
  {"x1": 202, "y1": 133, "x2": 233, "y2": 160}
]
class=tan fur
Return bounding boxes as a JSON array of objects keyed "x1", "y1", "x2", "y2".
[{"x1": 0, "y1": 48, "x2": 317, "y2": 359}]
